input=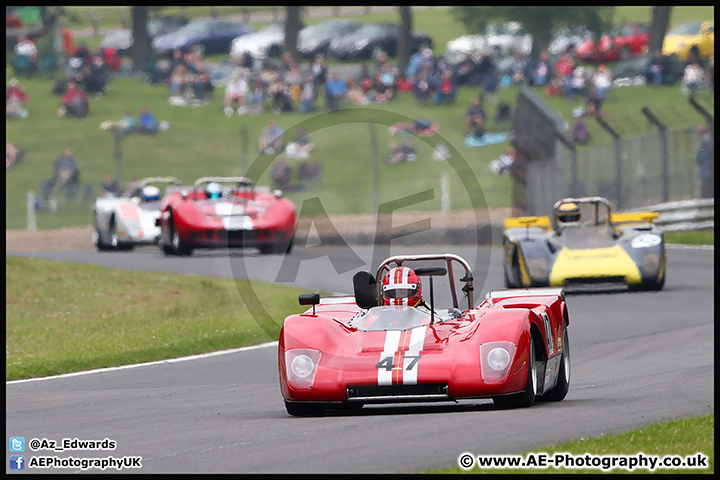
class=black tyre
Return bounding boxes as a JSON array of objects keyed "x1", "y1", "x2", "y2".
[
  {"x1": 107, "y1": 216, "x2": 120, "y2": 250},
  {"x1": 170, "y1": 212, "x2": 193, "y2": 256},
  {"x1": 284, "y1": 401, "x2": 327, "y2": 417},
  {"x1": 539, "y1": 326, "x2": 570, "y2": 402},
  {"x1": 493, "y1": 337, "x2": 538, "y2": 409}
]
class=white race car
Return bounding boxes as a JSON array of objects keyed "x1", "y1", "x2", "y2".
[{"x1": 92, "y1": 177, "x2": 183, "y2": 251}]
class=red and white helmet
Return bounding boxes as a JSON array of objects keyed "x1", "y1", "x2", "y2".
[{"x1": 382, "y1": 266, "x2": 422, "y2": 307}]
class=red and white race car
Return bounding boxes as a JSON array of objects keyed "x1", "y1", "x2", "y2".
[
  {"x1": 279, "y1": 253, "x2": 570, "y2": 416},
  {"x1": 157, "y1": 176, "x2": 297, "y2": 256}
]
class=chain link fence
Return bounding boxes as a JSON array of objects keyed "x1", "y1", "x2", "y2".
[{"x1": 572, "y1": 126, "x2": 703, "y2": 211}]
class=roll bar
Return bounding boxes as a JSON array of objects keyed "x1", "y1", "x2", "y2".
[
  {"x1": 192, "y1": 176, "x2": 254, "y2": 192},
  {"x1": 553, "y1": 196, "x2": 612, "y2": 227},
  {"x1": 138, "y1": 177, "x2": 182, "y2": 188},
  {"x1": 375, "y1": 254, "x2": 474, "y2": 310}
]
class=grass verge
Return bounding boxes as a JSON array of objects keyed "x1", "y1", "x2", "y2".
[
  {"x1": 6, "y1": 256, "x2": 306, "y2": 381},
  {"x1": 430, "y1": 414, "x2": 714, "y2": 474},
  {"x1": 664, "y1": 230, "x2": 714, "y2": 245}
]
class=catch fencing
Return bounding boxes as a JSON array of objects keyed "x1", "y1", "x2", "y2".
[{"x1": 512, "y1": 86, "x2": 713, "y2": 219}]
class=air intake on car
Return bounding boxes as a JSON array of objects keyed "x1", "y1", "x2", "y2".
[{"x1": 346, "y1": 384, "x2": 449, "y2": 403}]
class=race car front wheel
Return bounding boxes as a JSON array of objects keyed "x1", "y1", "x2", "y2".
[
  {"x1": 169, "y1": 211, "x2": 193, "y2": 256},
  {"x1": 493, "y1": 336, "x2": 538, "y2": 409},
  {"x1": 539, "y1": 324, "x2": 570, "y2": 402}
]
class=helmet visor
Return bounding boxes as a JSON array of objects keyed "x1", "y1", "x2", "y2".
[{"x1": 383, "y1": 285, "x2": 417, "y2": 299}]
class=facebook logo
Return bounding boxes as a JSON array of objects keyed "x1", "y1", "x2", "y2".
[
  {"x1": 10, "y1": 455, "x2": 25, "y2": 470},
  {"x1": 10, "y1": 437, "x2": 25, "y2": 452}
]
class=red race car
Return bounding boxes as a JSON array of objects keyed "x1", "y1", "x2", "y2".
[
  {"x1": 279, "y1": 253, "x2": 570, "y2": 416},
  {"x1": 158, "y1": 176, "x2": 297, "y2": 256},
  {"x1": 575, "y1": 23, "x2": 649, "y2": 63}
]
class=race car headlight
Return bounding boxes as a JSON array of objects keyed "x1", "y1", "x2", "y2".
[
  {"x1": 480, "y1": 341, "x2": 516, "y2": 384},
  {"x1": 285, "y1": 349, "x2": 321, "y2": 390},
  {"x1": 631, "y1": 234, "x2": 662, "y2": 249},
  {"x1": 487, "y1": 347, "x2": 511, "y2": 371}
]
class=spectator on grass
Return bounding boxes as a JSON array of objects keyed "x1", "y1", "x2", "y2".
[
  {"x1": 324, "y1": 71, "x2": 347, "y2": 112},
  {"x1": 138, "y1": 108, "x2": 158, "y2": 135},
  {"x1": 285, "y1": 64, "x2": 303, "y2": 102},
  {"x1": 192, "y1": 71, "x2": 214, "y2": 103},
  {"x1": 13, "y1": 35, "x2": 38, "y2": 74},
  {"x1": 224, "y1": 69, "x2": 249, "y2": 116},
  {"x1": 356, "y1": 64, "x2": 374, "y2": 93},
  {"x1": 117, "y1": 111, "x2": 137, "y2": 136},
  {"x1": 6, "y1": 77, "x2": 30, "y2": 119},
  {"x1": 567, "y1": 66, "x2": 587, "y2": 100},
  {"x1": 682, "y1": 59, "x2": 704, "y2": 96},
  {"x1": 645, "y1": 51, "x2": 664, "y2": 87},
  {"x1": 310, "y1": 54, "x2": 327, "y2": 90},
  {"x1": 6, "y1": 142, "x2": 24, "y2": 170},
  {"x1": 533, "y1": 51, "x2": 552, "y2": 87},
  {"x1": 169, "y1": 64, "x2": 190, "y2": 100},
  {"x1": 268, "y1": 78, "x2": 294, "y2": 113},
  {"x1": 555, "y1": 52, "x2": 575, "y2": 96},
  {"x1": 464, "y1": 96, "x2": 486, "y2": 136},
  {"x1": 42, "y1": 149, "x2": 80, "y2": 200},
  {"x1": 75, "y1": 62, "x2": 107, "y2": 96},
  {"x1": 376, "y1": 63, "x2": 398, "y2": 101},
  {"x1": 412, "y1": 71, "x2": 432, "y2": 107},
  {"x1": 259, "y1": 120, "x2": 284, "y2": 155},
  {"x1": 58, "y1": 81, "x2": 89, "y2": 118},
  {"x1": 434, "y1": 70, "x2": 455, "y2": 105},
  {"x1": 285, "y1": 127, "x2": 315, "y2": 160},
  {"x1": 101, "y1": 173, "x2": 122, "y2": 197},
  {"x1": 386, "y1": 139, "x2": 417, "y2": 165},
  {"x1": 346, "y1": 79, "x2": 369, "y2": 106},
  {"x1": 299, "y1": 74, "x2": 316, "y2": 113},
  {"x1": 511, "y1": 51, "x2": 530, "y2": 85},
  {"x1": 592, "y1": 64, "x2": 612, "y2": 102}
]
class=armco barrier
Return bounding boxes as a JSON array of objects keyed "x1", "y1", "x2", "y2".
[{"x1": 635, "y1": 199, "x2": 714, "y2": 232}]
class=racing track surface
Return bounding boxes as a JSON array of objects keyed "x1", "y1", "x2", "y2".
[{"x1": 6, "y1": 245, "x2": 714, "y2": 473}]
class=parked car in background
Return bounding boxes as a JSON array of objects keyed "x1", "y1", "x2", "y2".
[
  {"x1": 297, "y1": 19, "x2": 364, "y2": 58},
  {"x1": 445, "y1": 22, "x2": 532, "y2": 64},
  {"x1": 152, "y1": 18, "x2": 254, "y2": 56},
  {"x1": 575, "y1": 23, "x2": 649, "y2": 63},
  {"x1": 662, "y1": 21, "x2": 714, "y2": 61},
  {"x1": 548, "y1": 25, "x2": 593, "y2": 56},
  {"x1": 100, "y1": 16, "x2": 188, "y2": 56},
  {"x1": 328, "y1": 22, "x2": 433, "y2": 61},
  {"x1": 229, "y1": 22, "x2": 285, "y2": 63}
]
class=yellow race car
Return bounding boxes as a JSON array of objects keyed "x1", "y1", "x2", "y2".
[
  {"x1": 662, "y1": 21, "x2": 714, "y2": 61},
  {"x1": 502, "y1": 197, "x2": 666, "y2": 292}
]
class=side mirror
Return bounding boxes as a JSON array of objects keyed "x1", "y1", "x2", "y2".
[
  {"x1": 298, "y1": 293, "x2": 320, "y2": 315},
  {"x1": 414, "y1": 266, "x2": 447, "y2": 277},
  {"x1": 352, "y1": 271, "x2": 377, "y2": 309}
]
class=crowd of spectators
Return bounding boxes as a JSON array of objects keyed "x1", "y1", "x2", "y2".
[{"x1": 6, "y1": 15, "x2": 716, "y2": 210}]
